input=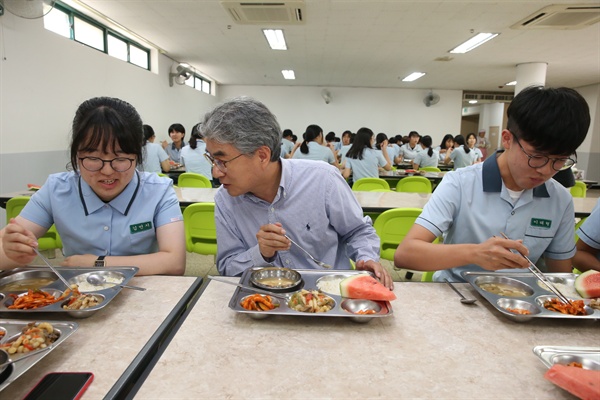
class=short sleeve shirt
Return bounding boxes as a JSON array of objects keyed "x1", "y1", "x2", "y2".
[
  {"x1": 292, "y1": 141, "x2": 335, "y2": 164},
  {"x1": 346, "y1": 148, "x2": 387, "y2": 181},
  {"x1": 413, "y1": 150, "x2": 439, "y2": 168},
  {"x1": 181, "y1": 141, "x2": 213, "y2": 180},
  {"x1": 20, "y1": 171, "x2": 183, "y2": 257},
  {"x1": 450, "y1": 146, "x2": 474, "y2": 169},
  {"x1": 141, "y1": 142, "x2": 169, "y2": 173},
  {"x1": 165, "y1": 141, "x2": 186, "y2": 164},
  {"x1": 415, "y1": 152, "x2": 576, "y2": 282},
  {"x1": 399, "y1": 143, "x2": 422, "y2": 160},
  {"x1": 577, "y1": 199, "x2": 600, "y2": 261}
]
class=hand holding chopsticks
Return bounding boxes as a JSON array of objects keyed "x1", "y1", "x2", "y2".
[{"x1": 499, "y1": 232, "x2": 573, "y2": 306}]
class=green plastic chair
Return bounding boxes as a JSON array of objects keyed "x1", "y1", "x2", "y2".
[
  {"x1": 373, "y1": 208, "x2": 423, "y2": 261},
  {"x1": 352, "y1": 178, "x2": 391, "y2": 192},
  {"x1": 6, "y1": 196, "x2": 63, "y2": 251},
  {"x1": 419, "y1": 166, "x2": 441, "y2": 173},
  {"x1": 178, "y1": 172, "x2": 212, "y2": 188},
  {"x1": 183, "y1": 202, "x2": 217, "y2": 256},
  {"x1": 421, "y1": 271, "x2": 435, "y2": 282},
  {"x1": 396, "y1": 176, "x2": 432, "y2": 193},
  {"x1": 570, "y1": 181, "x2": 587, "y2": 198}
]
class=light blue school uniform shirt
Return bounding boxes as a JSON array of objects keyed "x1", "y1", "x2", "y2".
[
  {"x1": 141, "y1": 141, "x2": 169, "y2": 173},
  {"x1": 388, "y1": 144, "x2": 401, "y2": 162},
  {"x1": 280, "y1": 138, "x2": 294, "y2": 158},
  {"x1": 214, "y1": 159, "x2": 381, "y2": 276},
  {"x1": 469, "y1": 147, "x2": 483, "y2": 163},
  {"x1": 20, "y1": 171, "x2": 183, "y2": 258},
  {"x1": 346, "y1": 148, "x2": 387, "y2": 182},
  {"x1": 413, "y1": 149, "x2": 439, "y2": 168},
  {"x1": 577, "y1": 198, "x2": 600, "y2": 262},
  {"x1": 416, "y1": 152, "x2": 576, "y2": 283},
  {"x1": 449, "y1": 146, "x2": 474, "y2": 169},
  {"x1": 399, "y1": 143, "x2": 422, "y2": 160},
  {"x1": 165, "y1": 141, "x2": 186, "y2": 164},
  {"x1": 292, "y1": 141, "x2": 335, "y2": 164},
  {"x1": 340, "y1": 144, "x2": 352, "y2": 164},
  {"x1": 180, "y1": 141, "x2": 212, "y2": 180}
]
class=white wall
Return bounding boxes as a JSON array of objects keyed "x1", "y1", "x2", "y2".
[{"x1": 219, "y1": 86, "x2": 463, "y2": 142}]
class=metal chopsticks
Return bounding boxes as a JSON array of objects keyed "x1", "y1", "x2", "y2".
[
  {"x1": 33, "y1": 248, "x2": 72, "y2": 289},
  {"x1": 500, "y1": 233, "x2": 573, "y2": 306}
]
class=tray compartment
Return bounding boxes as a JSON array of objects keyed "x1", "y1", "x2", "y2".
[
  {"x1": 463, "y1": 272, "x2": 600, "y2": 322},
  {"x1": 228, "y1": 268, "x2": 393, "y2": 321},
  {"x1": 533, "y1": 346, "x2": 600, "y2": 370},
  {"x1": 0, "y1": 270, "x2": 58, "y2": 292}
]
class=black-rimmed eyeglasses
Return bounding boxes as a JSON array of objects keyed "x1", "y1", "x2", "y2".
[
  {"x1": 511, "y1": 134, "x2": 576, "y2": 171},
  {"x1": 79, "y1": 157, "x2": 135, "y2": 172},
  {"x1": 204, "y1": 152, "x2": 244, "y2": 173}
]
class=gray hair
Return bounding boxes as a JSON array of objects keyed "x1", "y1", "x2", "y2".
[{"x1": 200, "y1": 96, "x2": 282, "y2": 161}]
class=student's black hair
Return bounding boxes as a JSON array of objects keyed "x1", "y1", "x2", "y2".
[
  {"x1": 454, "y1": 135, "x2": 469, "y2": 153},
  {"x1": 300, "y1": 124, "x2": 322, "y2": 154},
  {"x1": 439, "y1": 134, "x2": 454, "y2": 150},
  {"x1": 465, "y1": 133, "x2": 477, "y2": 148},
  {"x1": 291, "y1": 135, "x2": 298, "y2": 143},
  {"x1": 282, "y1": 129, "x2": 293, "y2": 138},
  {"x1": 143, "y1": 124, "x2": 155, "y2": 142},
  {"x1": 189, "y1": 122, "x2": 203, "y2": 150},
  {"x1": 506, "y1": 86, "x2": 590, "y2": 156},
  {"x1": 421, "y1": 135, "x2": 433, "y2": 157},
  {"x1": 168, "y1": 123, "x2": 186, "y2": 138},
  {"x1": 408, "y1": 131, "x2": 420, "y2": 138},
  {"x1": 70, "y1": 97, "x2": 143, "y2": 172},
  {"x1": 346, "y1": 127, "x2": 374, "y2": 160},
  {"x1": 375, "y1": 133, "x2": 388, "y2": 150},
  {"x1": 325, "y1": 131, "x2": 336, "y2": 142}
]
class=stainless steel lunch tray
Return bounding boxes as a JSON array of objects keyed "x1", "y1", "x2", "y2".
[
  {"x1": 228, "y1": 268, "x2": 393, "y2": 322},
  {"x1": 533, "y1": 346, "x2": 600, "y2": 370},
  {"x1": 0, "y1": 319, "x2": 79, "y2": 392},
  {"x1": 462, "y1": 272, "x2": 600, "y2": 322},
  {"x1": 0, "y1": 266, "x2": 139, "y2": 318}
]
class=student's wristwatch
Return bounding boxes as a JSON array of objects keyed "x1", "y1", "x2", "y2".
[{"x1": 94, "y1": 256, "x2": 106, "y2": 268}]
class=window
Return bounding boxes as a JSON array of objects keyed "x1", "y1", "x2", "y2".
[
  {"x1": 194, "y1": 75, "x2": 212, "y2": 94},
  {"x1": 44, "y1": 4, "x2": 150, "y2": 70}
]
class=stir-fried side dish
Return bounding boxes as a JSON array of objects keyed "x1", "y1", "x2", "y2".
[
  {"x1": 356, "y1": 309, "x2": 377, "y2": 315},
  {"x1": 240, "y1": 294, "x2": 278, "y2": 311},
  {"x1": 590, "y1": 298, "x2": 600, "y2": 310},
  {"x1": 0, "y1": 322, "x2": 59, "y2": 355},
  {"x1": 7, "y1": 285, "x2": 90, "y2": 310},
  {"x1": 288, "y1": 290, "x2": 335, "y2": 313},
  {"x1": 63, "y1": 294, "x2": 101, "y2": 310},
  {"x1": 543, "y1": 298, "x2": 587, "y2": 315},
  {"x1": 506, "y1": 307, "x2": 532, "y2": 315},
  {"x1": 567, "y1": 362, "x2": 583, "y2": 368}
]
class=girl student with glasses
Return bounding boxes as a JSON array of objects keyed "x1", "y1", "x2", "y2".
[{"x1": 0, "y1": 97, "x2": 185, "y2": 275}]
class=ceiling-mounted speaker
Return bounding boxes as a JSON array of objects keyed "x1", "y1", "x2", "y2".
[{"x1": 321, "y1": 89, "x2": 332, "y2": 104}]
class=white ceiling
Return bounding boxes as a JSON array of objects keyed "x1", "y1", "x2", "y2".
[{"x1": 73, "y1": 0, "x2": 599, "y2": 94}]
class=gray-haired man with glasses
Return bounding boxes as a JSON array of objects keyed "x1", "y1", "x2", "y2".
[{"x1": 395, "y1": 86, "x2": 590, "y2": 282}]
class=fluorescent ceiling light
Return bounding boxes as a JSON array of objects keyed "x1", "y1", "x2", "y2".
[
  {"x1": 505, "y1": 81, "x2": 517, "y2": 86},
  {"x1": 449, "y1": 33, "x2": 499, "y2": 54},
  {"x1": 401, "y1": 72, "x2": 426, "y2": 82},
  {"x1": 282, "y1": 70, "x2": 295, "y2": 79},
  {"x1": 468, "y1": 100, "x2": 478, "y2": 104},
  {"x1": 263, "y1": 29, "x2": 287, "y2": 50}
]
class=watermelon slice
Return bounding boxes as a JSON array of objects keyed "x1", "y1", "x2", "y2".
[
  {"x1": 339, "y1": 275, "x2": 396, "y2": 301},
  {"x1": 544, "y1": 364, "x2": 600, "y2": 400},
  {"x1": 575, "y1": 270, "x2": 600, "y2": 299}
]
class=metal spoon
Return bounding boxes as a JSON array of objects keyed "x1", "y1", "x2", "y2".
[
  {"x1": 33, "y1": 248, "x2": 72, "y2": 289},
  {"x1": 0, "y1": 347, "x2": 52, "y2": 370},
  {"x1": 283, "y1": 234, "x2": 333, "y2": 269},
  {"x1": 444, "y1": 278, "x2": 477, "y2": 305},
  {"x1": 86, "y1": 273, "x2": 146, "y2": 291}
]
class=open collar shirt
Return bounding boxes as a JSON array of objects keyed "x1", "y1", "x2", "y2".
[
  {"x1": 577, "y1": 198, "x2": 600, "y2": 261},
  {"x1": 416, "y1": 152, "x2": 576, "y2": 282},
  {"x1": 214, "y1": 159, "x2": 380, "y2": 276},
  {"x1": 20, "y1": 171, "x2": 182, "y2": 257}
]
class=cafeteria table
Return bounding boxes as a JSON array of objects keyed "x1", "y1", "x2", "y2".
[
  {"x1": 134, "y1": 278, "x2": 598, "y2": 399},
  {"x1": 1, "y1": 187, "x2": 597, "y2": 217},
  {"x1": 0, "y1": 274, "x2": 203, "y2": 399}
]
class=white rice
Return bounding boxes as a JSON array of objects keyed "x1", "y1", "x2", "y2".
[
  {"x1": 537, "y1": 281, "x2": 581, "y2": 299},
  {"x1": 77, "y1": 276, "x2": 124, "y2": 292},
  {"x1": 317, "y1": 278, "x2": 343, "y2": 296}
]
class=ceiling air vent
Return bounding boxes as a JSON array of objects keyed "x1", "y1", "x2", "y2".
[
  {"x1": 511, "y1": 4, "x2": 600, "y2": 30},
  {"x1": 463, "y1": 92, "x2": 514, "y2": 103},
  {"x1": 221, "y1": 1, "x2": 305, "y2": 25}
]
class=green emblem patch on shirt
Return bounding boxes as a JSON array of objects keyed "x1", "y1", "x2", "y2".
[
  {"x1": 530, "y1": 218, "x2": 551, "y2": 229},
  {"x1": 130, "y1": 221, "x2": 153, "y2": 234}
]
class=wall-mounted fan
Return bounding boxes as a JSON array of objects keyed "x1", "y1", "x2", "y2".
[
  {"x1": 169, "y1": 63, "x2": 193, "y2": 87},
  {"x1": 0, "y1": 0, "x2": 56, "y2": 19},
  {"x1": 423, "y1": 91, "x2": 440, "y2": 107},
  {"x1": 321, "y1": 89, "x2": 332, "y2": 104}
]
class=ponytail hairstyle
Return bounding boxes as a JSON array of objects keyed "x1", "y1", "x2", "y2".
[
  {"x1": 375, "y1": 133, "x2": 388, "y2": 150},
  {"x1": 346, "y1": 127, "x2": 374, "y2": 160},
  {"x1": 189, "y1": 122, "x2": 203, "y2": 150},
  {"x1": 300, "y1": 124, "x2": 322, "y2": 154},
  {"x1": 421, "y1": 135, "x2": 433, "y2": 157},
  {"x1": 454, "y1": 135, "x2": 469, "y2": 153},
  {"x1": 142, "y1": 124, "x2": 155, "y2": 143}
]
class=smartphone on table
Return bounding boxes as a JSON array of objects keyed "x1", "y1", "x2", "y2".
[{"x1": 23, "y1": 372, "x2": 94, "y2": 400}]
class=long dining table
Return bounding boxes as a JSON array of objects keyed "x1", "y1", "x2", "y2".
[
  {"x1": 0, "y1": 187, "x2": 597, "y2": 217},
  {"x1": 0, "y1": 274, "x2": 203, "y2": 399},
  {"x1": 133, "y1": 277, "x2": 598, "y2": 399}
]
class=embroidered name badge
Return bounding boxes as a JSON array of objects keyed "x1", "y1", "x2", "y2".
[
  {"x1": 130, "y1": 221, "x2": 153, "y2": 234},
  {"x1": 530, "y1": 218, "x2": 552, "y2": 229}
]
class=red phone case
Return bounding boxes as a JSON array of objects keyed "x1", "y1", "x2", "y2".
[{"x1": 23, "y1": 372, "x2": 94, "y2": 400}]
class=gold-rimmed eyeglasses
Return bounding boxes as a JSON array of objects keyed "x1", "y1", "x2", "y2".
[
  {"x1": 511, "y1": 133, "x2": 576, "y2": 171},
  {"x1": 204, "y1": 152, "x2": 244, "y2": 173},
  {"x1": 79, "y1": 157, "x2": 135, "y2": 172}
]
